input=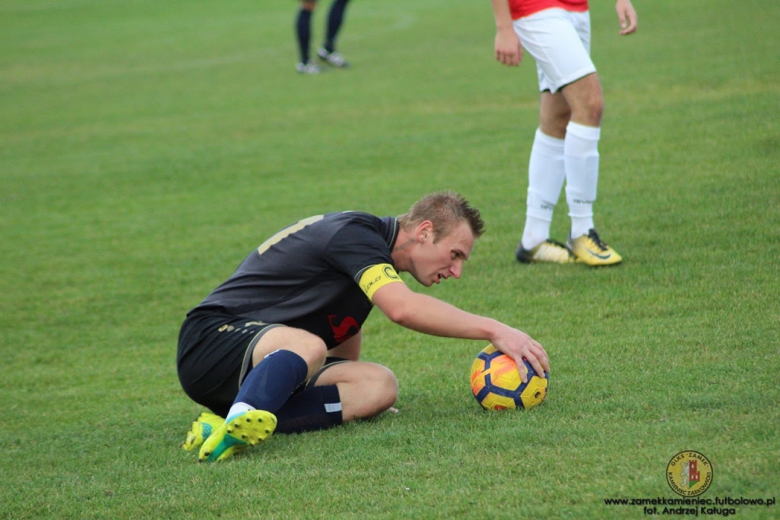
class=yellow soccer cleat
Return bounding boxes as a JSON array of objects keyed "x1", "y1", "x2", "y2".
[
  {"x1": 198, "y1": 410, "x2": 277, "y2": 463},
  {"x1": 568, "y1": 229, "x2": 622, "y2": 266},
  {"x1": 181, "y1": 412, "x2": 224, "y2": 451},
  {"x1": 515, "y1": 239, "x2": 576, "y2": 264}
]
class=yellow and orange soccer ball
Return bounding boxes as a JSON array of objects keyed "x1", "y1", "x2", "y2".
[{"x1": 470, "y1": 345, "x2": 549, "y2": 411}]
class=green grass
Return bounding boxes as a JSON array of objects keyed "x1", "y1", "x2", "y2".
[{"x1": 1, "y1": 0, "x2": 779, "y2": 518}]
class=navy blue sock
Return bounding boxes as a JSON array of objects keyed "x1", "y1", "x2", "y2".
[
  {"x1": 274, "y1": 385, "x2": 343, "y2": 434},
  {"x1": 324, "y1": 0, "x2": 350, "y2": 53},
  {"x1": 295, "y1": 8, "x2": 313, "y2": 63},
  {"x1": 234, "y1": 350, "x2": 309, "y2": 415}
]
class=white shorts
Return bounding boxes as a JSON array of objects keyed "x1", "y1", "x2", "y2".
[{"x1": 513, "y1": 8, "x2": 596, "y2": 93}]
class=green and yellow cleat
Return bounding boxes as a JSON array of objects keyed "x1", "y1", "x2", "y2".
[
  {"x1": 181, "y1": 412, "x2": 224, "y2": 451},
  {"x1": 568, "y1": 229, "x2": 622, "y2": 266},
  {"x1": 198, "y1": 410, "x2": 277, "y2": 463},
  {"x1": 515, "y1": 239, "x2": 576, "y2": 264}
]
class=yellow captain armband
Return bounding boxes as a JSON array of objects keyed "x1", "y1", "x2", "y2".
[{"x1": 359, "y1": 263, "x2": 404, "y2": 301}]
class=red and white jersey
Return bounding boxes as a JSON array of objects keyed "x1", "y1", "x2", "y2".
[{"x1": 509, "y1": 0, "x2": 588, "y2": 20}]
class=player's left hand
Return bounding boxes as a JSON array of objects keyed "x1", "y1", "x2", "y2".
[
  {"x1": 491, "y1": 326, "x2": 550, "y2": 383},
  {"x1": 616, "y1": 0, "x2": 638, "y2": 35}
]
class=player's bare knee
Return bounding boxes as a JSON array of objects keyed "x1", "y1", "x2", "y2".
[
  {"x1": 295, "y1": 333, "x2": 328, "y2": 375},
  {"x1": 570, "y1": 96, "x2": 603, "y2": 127},
  {"x1": 366, "y1": 365, "x2": 398, "y2": 414},
  {"x1": 343, "y1": 365, "x2": 397, "y2": 419},
  {"x1": 255, "y1": 327, "x2": 328, "y2": 374},
  {"x1": 585, "y1": 97, "x2": 604, "y2": 125},
  {"x1": 563, "y1": 74, "x2": 604, "y2": 127},
  {"x1": 540, "y1": 105, "x2": 571, "y2": 138}
]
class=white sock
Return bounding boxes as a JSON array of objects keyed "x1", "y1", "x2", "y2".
[
  {"x1": 522, "y1": 129, "x2": 566, "y2": 250},
  {"x1": 226, "y1": 402, "x2": 255, "y2": 421},
  {"x1": 564, "y1": 121, "x2": 600, "y2": 239}
]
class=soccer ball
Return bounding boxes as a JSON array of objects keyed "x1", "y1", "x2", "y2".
[{"x1": 470, "y1": 344, "x2": 549, "y2": 411}]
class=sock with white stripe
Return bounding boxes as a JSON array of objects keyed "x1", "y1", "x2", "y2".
[{"x1": 273, "y1": 385, "x2": 344, "y2": 434}]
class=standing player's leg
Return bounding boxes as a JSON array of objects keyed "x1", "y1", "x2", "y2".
[
  {"x1": 317, "y1": 0, "x2": 351, "y2": 67},
  {"x1": 558, "y1": 10, "x2": 622, "y2": 265},
  {"x1": 517, "y1": 91, "x2": 573, "y2": 263},
  {"x1": 295, "y1": 1, "x2": 321, "y2": 74},
  {"x1": 560, "y1": 72, "x2": 602, "y2": 241},
  {"x1": 560, "y1": 71, "x2": 621, "y2": 265},
  {"x1": 514, "y1": 10, "x2": 586, "y2": 263}
]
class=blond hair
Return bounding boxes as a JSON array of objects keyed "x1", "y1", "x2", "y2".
[{"x1": 397, "y1": 191, "x2": 485, "y2": 242}]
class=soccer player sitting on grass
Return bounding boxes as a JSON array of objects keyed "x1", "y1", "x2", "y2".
[{"x1": 178, "y1": 191, "x2": 550, "y2": 462}]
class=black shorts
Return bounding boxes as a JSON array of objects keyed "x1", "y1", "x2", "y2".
[{"x1": 177, "y1": 310, "x2": 347, "y2": 417}]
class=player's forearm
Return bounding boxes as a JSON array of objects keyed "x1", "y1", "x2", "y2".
[
  {"x1": 490, "y1": 0, "x2": 514, "y2": 31},
  {"x1": 384, "y1": 291, "x2": 503, "y2": 342}
]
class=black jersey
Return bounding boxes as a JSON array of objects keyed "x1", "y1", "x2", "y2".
[{"x1": 191, "y1": 212, "x2": 402, "y2": 348}]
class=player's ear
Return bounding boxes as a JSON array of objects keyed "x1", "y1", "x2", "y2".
[{"x1": 416, "y1": 220, "x2": 433, "y2": 243}]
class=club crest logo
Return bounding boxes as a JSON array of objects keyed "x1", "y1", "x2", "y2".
[{"x1": 666, "y1": 451, "x2": 713, "y2": 497}]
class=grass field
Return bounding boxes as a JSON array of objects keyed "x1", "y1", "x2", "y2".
[{"x1": 1, "y1": 0, "x2": 778, "y2": 518}]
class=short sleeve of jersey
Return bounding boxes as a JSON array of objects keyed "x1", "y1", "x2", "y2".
[{"x1": 325, "y1": 215, "x2": 405, "y2": 301}]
